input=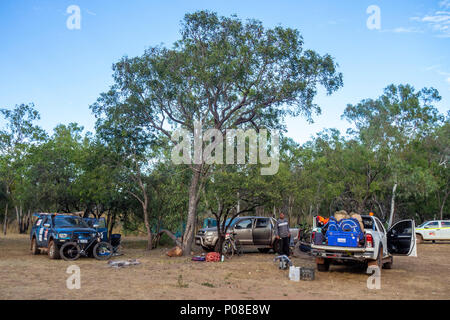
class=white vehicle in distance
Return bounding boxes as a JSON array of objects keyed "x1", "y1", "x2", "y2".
[{"x1": 416, "y1": 220, "x2": 450, "y2": 243}]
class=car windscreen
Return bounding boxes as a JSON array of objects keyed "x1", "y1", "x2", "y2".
[
  {"x1": 417, "y1": 222, "x2": 427, "y2": 228},
  {"x1": 54, "y1": 216, "x2": 89, "y2": 228},
  {"x1": 83, "y1": 218, "x2": 106, "y2": 228}
]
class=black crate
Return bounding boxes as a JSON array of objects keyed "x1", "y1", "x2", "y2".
[{"x1": 300, "y1": 267, "x2": 315, "y2": 281}]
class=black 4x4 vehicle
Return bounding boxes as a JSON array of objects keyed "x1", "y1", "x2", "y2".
[{"x1": 30, "y1": 213, "x2": 104, "y2": 259}]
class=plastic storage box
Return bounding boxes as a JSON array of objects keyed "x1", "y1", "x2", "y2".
[{"x1": 327, "y1": 231, "x2": 360, "y2": 247}]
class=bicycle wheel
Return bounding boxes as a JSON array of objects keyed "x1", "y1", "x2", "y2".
[
  {"x1": 222, "y1": 239, "x2": 234, "y2": 259},
  {"x1": 93, "y1": 242, "x2": 113, "y2": 260},
  {"x1": 60, "y1": 242, "x2": 81, "y2": 261}
]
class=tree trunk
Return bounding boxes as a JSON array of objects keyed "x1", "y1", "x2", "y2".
[
  {"x1": 108, "y1": 211, "x2": 116, "y2": 240},
  {"x1": 24, "y1": 210, "x2": 31, "y2": 233},
  {"x1": 142, "y1": 194, "x2": 152, "y2": 251},
  {"x1": 237, "y1": 192, "x2": 240, "y2": 214},
  {"x1": 440, "y1": 190, "x2": 449, "y2": 220},
  {"x1": 3, "y1": 203, "x2": 8, "y2": 235},
  {"x1": 288, "y1": 195, "x2": 293, "y2": 225},
  {"x1": 182, "y1": 165, "x2": 202, "y2": 256},
  {"x1": 388, "y1": 183, "x2": 397, "y2": 228},
  {"x1": 15, "y1": 206, "x2": 20, "y2": 234}
]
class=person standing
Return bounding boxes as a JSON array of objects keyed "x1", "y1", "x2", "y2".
[{"x1": 275, "y1": 212, "x2": 291, "y2": 256}]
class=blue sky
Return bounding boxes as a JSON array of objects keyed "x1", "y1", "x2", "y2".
[{"x1": 0, "y1": 0, "x2": 449, "y2": 144}]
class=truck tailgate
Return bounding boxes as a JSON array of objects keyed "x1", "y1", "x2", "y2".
[{"x1": 311, "y1": 244, "x2": 371, "y2": 252}]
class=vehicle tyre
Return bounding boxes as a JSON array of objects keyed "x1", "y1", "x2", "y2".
[
  {"x1": 272, "y1": 239, "x2": 282, "y2": 254},
  {"x1": 31, "y1": 237, "x2": 39, "y2": 255},
  {"x1": 317, "y1": 259, "x2": 330, "y2": 272},
  {"x1": 368, "y1": 246, "x2": 383, "y2": 270},
  {"x1": 383, "y1": 256, "x2": 393, "y2": 269},
  {"x1": 60, "y1": 242, "x2": 81, "y2": 261},
  {"x1": 93, "y1": 242, "x2": 113, "y2": 260},
  {"x1": 48, "y1": 240, "x2": 60, "y2": 259},
  {"x1": 416, "y1": 234, "x2": 423, "y2": 244},
  {"x1": 257, "y1": 248, "x2": 270, "y2": 254},
  {"x1": 222, "y1": 239, "x2": 234, "y2": 259}
]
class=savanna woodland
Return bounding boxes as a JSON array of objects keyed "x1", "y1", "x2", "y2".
[{"x1": 1, "y1": 11, "x2": 448, "y2": 255}]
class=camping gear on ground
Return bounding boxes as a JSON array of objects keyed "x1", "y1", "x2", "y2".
[
  {"x1": 107, "y1": 259, "x2": 141, "y2": 268},
  {"x1": 274, "y1": 255, "x2": 292, "y2": 270},
  {"x1": 334, "y1": 210, "x2": 349, "y2": 222},
  {"x1": 326, "y1": 218, "x2": 365, "y2": 247},
  {"x1": 167, "y1": 246, "x2": 183, "y2": 257},
  {"x1": 206, "y1": 252, "x2": 221, "y2": 262},
  {"x1": 192, "y1": 255, "x2": 206, "y2": 261},
  {"x1": 300, "y1": 267, "x2": 315, "y2": 281},
  {"x1": 289, "y1": 266, "x2": 300, "y2": 281}
]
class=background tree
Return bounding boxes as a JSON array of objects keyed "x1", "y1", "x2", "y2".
[
  {"x1": 0, "y1": 104, "x2": 46, "y2": 234},
  {"x1": 343, "y1": 84, "x2": 444, "y2": 226}
]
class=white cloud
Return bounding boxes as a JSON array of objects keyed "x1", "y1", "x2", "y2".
[
  {"x1": 411, "y1": 3, "x2": 450, "y2": 38},
  {"x1": 381, "y1": 26, "x2": 422, "y2": 34},
  {"x1": 439, "y1": 0, "x2": 450, "y2": 9},
  {"x1": 392, "y1": 27, "x2": 421, "y2": 33}
]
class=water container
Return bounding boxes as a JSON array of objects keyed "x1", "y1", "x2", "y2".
[{"x1": 289, "y1": 266, "x2": 300, "y2": 282}]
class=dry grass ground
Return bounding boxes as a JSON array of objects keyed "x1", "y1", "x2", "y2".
[{"x1": 0, "y1": 234, "x2": 449, "y2": 300}]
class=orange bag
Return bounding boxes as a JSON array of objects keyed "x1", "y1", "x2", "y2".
[
  {"x1": 206, "y1": 252, "x2": 221, "y2": 262},
  {"x1": 316, "y1": 216, "x2": 329, "y2": 226}
]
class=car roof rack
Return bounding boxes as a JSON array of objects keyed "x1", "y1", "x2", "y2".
[{"x1": 33, "y1": 212, "x2": 84, "y2": 217}]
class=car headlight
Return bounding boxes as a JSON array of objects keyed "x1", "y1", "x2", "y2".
[
  {"x1": 91, "y1": 233, "x2": 97, "y2": 238},
  {"x1": 58, "y1": 233, "x2": 69, "y2": 239}
]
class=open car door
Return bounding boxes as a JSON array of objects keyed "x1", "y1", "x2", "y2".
[{"x1": 387, "y1": 219, "x2": 417, "y2": 257}]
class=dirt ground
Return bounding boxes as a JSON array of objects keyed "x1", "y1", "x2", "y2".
[{"x1": 0, "y1": 234, "x2": 449, "y2": 300}]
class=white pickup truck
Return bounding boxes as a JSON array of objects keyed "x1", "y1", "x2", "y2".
[
  {"x1": 310, "y1": 215, "x2": 417, "y2": 272},
  {"x1": 416, "y1": 220, "x2": 450, "y2": 243}
]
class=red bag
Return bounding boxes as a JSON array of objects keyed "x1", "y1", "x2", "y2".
[{"x1": 206, "y1": 252, "x2": 221, "y2": 262}]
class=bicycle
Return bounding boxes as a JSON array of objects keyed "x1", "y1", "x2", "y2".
[
  {"x1": 222, "y1": 231, "x2": 242, "y2": 259},
  {"x1": 60, "y1": 232, "x2": 113, "y2": 261}
]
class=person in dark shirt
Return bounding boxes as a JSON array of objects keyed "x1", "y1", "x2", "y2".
[{"x1": 275, "y1": 212, "x2": 291, "y2": 256}]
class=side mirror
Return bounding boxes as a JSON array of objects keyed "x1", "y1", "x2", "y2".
[
  {"x1": 43, "y1": 223, "x2": 50, "y2": 228},
  {"x1": 93, "y1": 224, "x2": 99, "y2": 228}
]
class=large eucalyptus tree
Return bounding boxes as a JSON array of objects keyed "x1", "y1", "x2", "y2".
[{"x1": 91, "y1": 10, "x2": 343, "y2": 253}]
